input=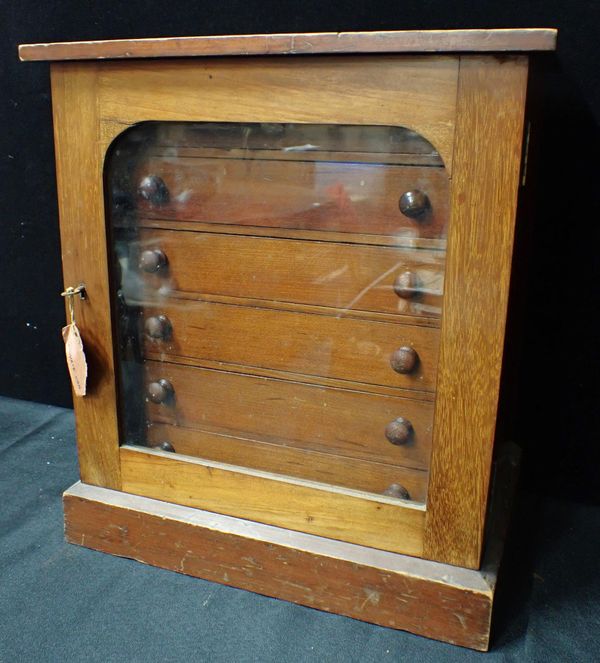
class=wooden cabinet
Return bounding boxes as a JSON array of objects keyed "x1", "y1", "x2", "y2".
[{"x1": 20, "y1": 28, "x2": 556, "y2": 650}]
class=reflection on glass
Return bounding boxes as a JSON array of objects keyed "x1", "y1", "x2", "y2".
[{"x1": 105, "y1": 122, "x2": 449, "y2": 505}]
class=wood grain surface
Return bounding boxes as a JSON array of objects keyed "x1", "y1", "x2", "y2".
[
  {"x1": 133, "y1": 156, "x2": 449, "y2": 240},
  {"x1": 119, "y1": 446, "x2": 426, "y2": 556},
  {"x1": 143, "y1": 352, "x2": 436, "y2": 401},
  {"x1": 423, "y1": 56, "x2": 529, "y2": 568},
  {"x1": 63, "y1": 480, "x2": 499, "y2": 649},
  {"x1": 141, "y1": 300, "x2": 440, "y2": 391},
  {"x1": 51, "y1": 64, "x2": 121, "y2": 489},
  {"x1": 20, "y1": 28, "x2": 557, "y2": 62},
  {"x1": 136, "y1": 228, "x2": 445, "y2": 319},
  {"x1": 146, "y1": 423, "x2": 428, "y2": 501},
  {"x1": 144, "y1": 361, "x2": 433, "y2": 470},
  {"x1": 95, "y1": 57, "x2": 459, "y2": 172}
]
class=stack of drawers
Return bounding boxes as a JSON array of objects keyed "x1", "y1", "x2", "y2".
[{"x1": 109, "y1": 122, "x2": 449, "y2": 505}]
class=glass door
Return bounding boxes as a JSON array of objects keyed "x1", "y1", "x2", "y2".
[{"x1": 105, "y1": 121, "x2": 449, "y2": 554}]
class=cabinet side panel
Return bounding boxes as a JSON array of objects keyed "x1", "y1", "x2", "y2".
[
  {"x1": 423, "y1": 56, "x2": 528, "y2": 568},
  {"x1": 51, "y1": 63, "x2": 121, "y2": 488}
]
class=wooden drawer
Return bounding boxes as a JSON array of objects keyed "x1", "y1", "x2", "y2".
[
  {"x1": 144, "y1": 361, "x2": 433, "y2": 470},
  {"x1": 134, "y1": 156, "x2": 449, "y2": 240},
  {"x1": 143, "y1": 301, "x2": 440, "y2": 392},
  {"x1": 147, "y1": 423, "x2": 429, "y2": 502},
  {"x1": 136, "y1": 229, "x2": 445, "y2": 320}
]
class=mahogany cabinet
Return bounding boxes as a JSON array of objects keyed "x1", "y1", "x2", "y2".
[{"x1": 20, "y1": 29, "x2": 557, "y2": 650}]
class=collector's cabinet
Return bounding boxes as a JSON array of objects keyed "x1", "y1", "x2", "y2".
[{"x1": 20, "y1": 28, "x2": 556, "y2": 650}]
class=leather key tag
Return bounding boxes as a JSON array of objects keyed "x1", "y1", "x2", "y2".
[{"x1": 62, "y1": 323, "x2": 88, "y2": 396}]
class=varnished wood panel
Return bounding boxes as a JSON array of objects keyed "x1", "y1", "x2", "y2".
[
  {"x1": 142, "y1": 301, "x2": 440, "y2": 392},
  {"x1": 144, "y1": 361, "x2": 433, "y2": 470},
  {"x1": 134, "y1": 157, "x2": 449, "y2": 240},
  {"x1": 95, "y1": 57, "x2": 459, "y2": 171},
  {"x1": 20, "y1": 28, "x2": 557, "y2": 62},
  {"x1": 119, "y1": 446, "x2": 426, "y2": 556},
  {"x1": 147, "y1": 423, "x2": 429, "y2": 502},
  {"x1": 63, "y1": 479, "x2": 503, "y2": 650},
  {"x1": 137, "y1": 229, "x2": 445, "y2": 319},
  {"x1": 423, "y1": 56, "x2": 529, "y2": 568},
  {"x1": 50, "y1": 64, "x2": 121, "y2": 489},
  {"x1": 144, "y1": 352, "x2": 435, "y2": 401}
]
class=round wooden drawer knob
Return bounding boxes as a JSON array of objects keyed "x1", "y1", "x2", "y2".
[
  {"x1": 399, "y1": 190, "x2": 430, "y2": 219},
  {"x1": 150, "y1": 441, "x2": 175, "y2": 452},
  {"x1": 144, "y1": 315, "x2": 172, "y2": 341},
  {"x1": 383, "y1": 483, "x2": 411, "y2": 500},
  {"x1": 390, "y1": 347, "x2": 419, "y2": 374},
  {"x1": 393, "y1": 271, "x2": 420, "y2": 299},
  {"x1": 139, "y1": 249, "x2": 168, "y2": 273},
  {"x1": 385, "y1": 417, "x2": 414, "y2": 446},
  {"x1": 138, "y1": 175, "x2": 169, "y2": 204},
  {"x1": 147, "y1": 378, "x2": 174, "y2": 404}
]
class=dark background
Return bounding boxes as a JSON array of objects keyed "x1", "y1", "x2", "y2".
[{"x1": 1, "y1": 2, "x2": 599, "y2": 502}]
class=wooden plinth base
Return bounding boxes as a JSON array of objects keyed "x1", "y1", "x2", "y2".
[{"x1": 63, "y1": 450, "x2": 518, "y2": 651}]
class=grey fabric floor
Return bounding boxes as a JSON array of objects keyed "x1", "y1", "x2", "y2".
[{"x1": 1, "y1": 395, "x2": 599, "y2": 662}]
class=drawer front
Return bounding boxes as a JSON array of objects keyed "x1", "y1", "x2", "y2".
[
  {"x1": 143, "y1": 301, "x2": 440, "y2": 392},
  {"x1": 144, "y1": 361, "x2": 433, "y2": 470},
  {"x1": 147, "y1": 423, "x2": 429, "y2": 502},
  {"x1": 134, "y1": 157, "x2": 449, "y2": 240},
  {"x1": 136, "y1": 229, "x2": 445, "y2": 319}
]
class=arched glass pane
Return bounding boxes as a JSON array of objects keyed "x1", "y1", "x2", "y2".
[{"x1": 105, "y1": 122, "x2": 449, "y2": 505}]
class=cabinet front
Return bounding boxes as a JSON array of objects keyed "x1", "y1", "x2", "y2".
[
  {"x1": 23, "y1": 29, "x2": 545, "y2": 647},
  {"x1": 105, "y1": 119, "x2": 449, "y2": 555},
  {"x1": 48, "y1": 47, "x2": 530, "y2": 566}
]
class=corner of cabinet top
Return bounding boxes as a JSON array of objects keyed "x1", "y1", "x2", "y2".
[{"x1": 19, "y1": 29, "x2": 557, "y2": 62}]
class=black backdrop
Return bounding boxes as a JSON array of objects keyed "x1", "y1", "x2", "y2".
[{"x1": 2, "y1": 2, "x2": 599, "y2": 501}]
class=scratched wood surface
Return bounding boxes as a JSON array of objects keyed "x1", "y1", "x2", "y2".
[
  {"x1": 20, "y1": 28, "x2": 557, "y2": 62},
  {"x1": 63, "y1": 479, "x2": 497, "y2": 649}
]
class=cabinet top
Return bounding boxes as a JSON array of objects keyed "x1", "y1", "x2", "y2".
[{"x1": 19, "y1": 29, "x2": 557, "y2": 62}]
